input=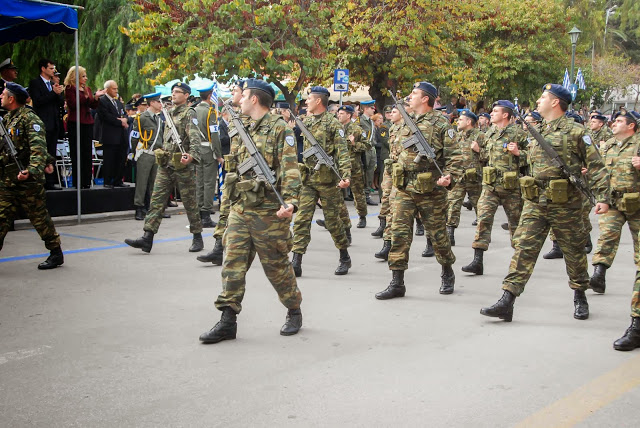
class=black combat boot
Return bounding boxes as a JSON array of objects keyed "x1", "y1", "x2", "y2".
[
  {"x1": 422, "y1": 238, "x2": 434, "y2": 257},
  {"x1": 471, "y1": 218, "x2": 477, "y2": 226},
  {"x1": 461, "y1": 248, "x2": 484, "y2": 275},
  {"x1": 375, "y1": 270, "x2": 406, "y2": 300},
  {"x1": 280, "y1": 308, "x2": 303, "y2": 336},
  {"x1": 415, "y1": 218, "x2": 424, "y2": 236},
  {"x1": 439, "y1": 264, "x2": 455, "y2": 294},
  {"x1": 371, "y1": 218, "x2": 385, "y2": 237},
  {"x1": 447, "y1": 226, "x2": 456, "y2": 247},
  {"x1": 543, "y1": 241, "x2": 563, "y2": 259},
  {"x1": 345, "y1": 228, "x2": 352, "y2": 245},
  {"x1": 590, "y1": 264, "x2": 607, "y2": 294},
  {"x1": 196, "y1": 237, "x2": 223, "y2": 265},
  {"x1": 357, "y1": 216, "x2": 366, "y2": 228},
  {"x1": 613, "y1": 317, "x2": 640, "y2": 351},
  {"x1": 125, "y1": 231, "x2": 154, "y2": 253},
  {"x1": 335, "y1": 249, "x2": 351, "y2": 275},
  {"x1": 37, "y1": 247, "x2": 64, "y2": 270},
  {"x1": 480, "y1": 290, "x2": 516, "y2": 322},
  {"x1": 316, "y1": 218, "x2": 327, "y2": 229},
  {"x1": 375, "y1": 240, "x2": 391, "y2": 260},
  {"x1": 135, "y1": 207, "x2": 145, "y2": 221},
  {"x1": 200, "y1": 211, "x2": 216, "y2": 228},
  {"x1": 189, "y1": 232, "x2": 204, "y2": 252},
  {"x1": 462, "y1": 199, "x2": 473, "y2": 210},
  {"x1": 199, "y1": 307, "x2": 237, "y2": 344},
  {"x1": 584, "y1": 235, "x2": 593, "y2": 254},
  {"x1": 292, "y1": 253, "x2": 303, "y2": 277},
  {"x1": 574, "y1": 289, "x2": 589, "y2": 320},
  {"x1": 366, "y1": 195, "x2": 378, "y2": 206}
]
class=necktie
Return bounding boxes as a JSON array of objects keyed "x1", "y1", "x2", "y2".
[{"x1": 46, "y1": 81, "x2": 52, "y2": 91}]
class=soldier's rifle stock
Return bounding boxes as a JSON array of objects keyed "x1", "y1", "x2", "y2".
[
  {"x1": 289, "y1": 109, "x2": 343, "y2": 181},
  {"x1": 223, "y1": 100, "x2": 288, "y2": 209},
  {"x1": 390, "y1": 93, "x2": 443, "y2": 176},
  {"x1": 516, "y1": 111, "x2": 596, "y2": 206},
  {"x1": 0, "y1": 119, "x2": 25, "y2": 171},
  {"x1": 161, "y1": 106, "x2": 187, "y2": 156}
]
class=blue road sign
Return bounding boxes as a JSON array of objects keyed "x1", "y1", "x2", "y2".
[
  {"x1": 334, "y1": 69, "x2": 349, "y2": 92},
  {"x1": 569, "y1": 84, "x2": 578, "y2": 102}
]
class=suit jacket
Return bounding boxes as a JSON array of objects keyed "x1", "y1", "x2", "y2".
[
  {"x1": 28, "y1": 76, "x2": 65, "y2": 134},
  {"x1": 218, "y1": 117, "x2": 230, "y2": 155},
  {"x1": 97, "y1": 95, "x2": 127, "y2": 146}
]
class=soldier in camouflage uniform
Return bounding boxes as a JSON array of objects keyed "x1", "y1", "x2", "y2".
[
  {"x1": 0, "y1": 82, "x2": 63, "y2": 269},
  {"x1": 291, "y1": 86, "x2": 352, "y2": 277},
  {"x1": 375, "y1": 82, "x2": 461, "y2": 299},
  {"x1": 613, "y1": 229, "x2": 640, "y2": 351},
  {"x1": 359, "y1": 100, "x2": 378, "y2": 211},
  {"x1": 590, "y1": 111, "x2": 640, "y2": 294},
  {"x1": 461, "y1": 100, "x2": 527, "y2": 276},
  {"x1": 481, "y1": 84, "x2": 611, "y2": 322},
  {"x1": 588, "y1": 113, "x2": 613, "y2": 151},
  {"x1": 446, "y1": 110, "x2": 485, "y2": 246},
  {"x1": 125, "y1": 82, "x2": 203, "y2": 253},
  {"x1": 199, "y1": 79, "x2": 303, "y2": 343},
  {"x1": 337, "y1": 105, "x2": 368, "y2": 220}
]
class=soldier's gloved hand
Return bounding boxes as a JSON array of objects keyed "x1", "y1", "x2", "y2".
[
  {"x1": 45, "y1": 164, "x2": 54, "y2": 174},
  {"x1": 338, "y1": 179, "x2": 350, "y2": 189},
  {"x1": 180, "y1": 154, "x2": 193, "y2": 165},
  {"x1": 507, "y1": 142, "x2": 519, "y2": 156},
  {"x1": 594, "y1": 203, "x2": 609, "y2": 215},
  {"x1": 437, "y1": 174, "x2": 451, "y2": 187},
  {"x1": 277, "y1": 204, "x2": 294, "y2": 219},
  {"x1": 17, "y1": 170, "x2": 29, "y2": 181}
]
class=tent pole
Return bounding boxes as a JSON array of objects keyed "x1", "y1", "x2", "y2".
[
  {"x1": 27, "y1": 0, "x2": 84, "y2": 10},
  {"x1": 75, "y1": 28, "x2": 81, "y2": 224}
]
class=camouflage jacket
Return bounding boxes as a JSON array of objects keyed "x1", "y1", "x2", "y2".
[
  {"x1": 529, "y1": 115, "x2": 610, "y2": 206},
  {"x1": 453, "y1": 127, "x2": 485, "y2": 181},
  {"x1": 588, "y1": 125, "x2": 613, "y2": 150},
  {"x1": 132, "y1": 110, "x2": 164, "y2": 153},
  {"x1": 302, "y1": 111, "x2": 351, "y2": 183},
  {"x1": 600, "y1": 133, "x2": 640, "y2": 195},
  {"x1": 343, "y1": 121, "x2": 368, "y2": 172},
  {"x1": 228, "y1": 112, "x2": 300, "y2": 211},
  {"x1": 1, "y1": 105, "x2": 48, "y2": 185},
  {"x1": 388, "y1": 121, "x2": 404, "y2": 162},
  {"x1": 163, "y1": 103, "x2": 201, "y2": 164},
  {"x1": 195, "y1": 101, "x2": 222, "y2": 159},
  {"x1": 481, "y1": 123, "x2": 528, "y2": 173}
]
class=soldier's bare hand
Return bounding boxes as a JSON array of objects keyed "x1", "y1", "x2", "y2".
[
  {"x1": 17, "y1": 170, "x2": 29, "y2": 181},
  {"x1": 277, "y1": 204, "x2": 294, "y2": 219},
  {"x1": 581, "y1": 167, "x2": 588, "y2": 175},
  {"x1": 471, "y1": 141, "x2": 480, "y2": 153},
  {"x1": 180, "y1": 154, "x2": 193, "y2": 165},
  {"x1": 594, "y1": 203, "x2": 609, "y2": 215},
  {"x1": 217, "y1": 157, "x2": 224, "y2": 164},
  {"x1": 338, "y1": 179, "x2": 350, "y2": 189},
  {"x1": 632, "y1": 156, "x2": 640, "y2": 170},
  {"x1": 349, "y1": 135, "x2": 355, "y2": 143},
  {"x1": 507, "y1": 142, "x2": 519, "y2": 156},
  {"x1": 437, "y1": 174, "x2": 451, "y2": 187},
  {"x1": 45, "y1": 164, "x2": 54, "y2": 174}
]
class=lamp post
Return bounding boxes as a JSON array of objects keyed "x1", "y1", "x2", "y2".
[
  {"x1": 569, "y1": 26, "x2": 581, "y2": 106},
  {"x1": 604, "y1": 6, "x2": 618, "y2": 50}
]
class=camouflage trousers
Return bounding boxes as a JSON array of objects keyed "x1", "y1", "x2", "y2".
[
  {"x1": 213, "y1": 190, "x2": 229, "y2": 240},
  {"x1": 446, "y1": 179, "x2": 482, "y2": 228},
  {"x1": 196, "y1": 148, "x2": 218, "y2": 213},
  {"x1": 337, "y1": 198, "x2": 353, "y2": 230},
  {"x1": 293, "y1": 183, "x2": 349, "y2": 254},
  {"x1": 502, "y1": 200, "x2": 589, "y2": 297},
  {"x1": 632, "y1": 264, "x2": 640, "y2": 317},
  {"x1": 380, "y1": 169, "x2": 398, "y2": 241},
  {"x1": 133, "y1": 153, "x2": 158, "y2": 208},
  {"x1": 0, "y1": 181, "x2": 61, "y2": 251},
  {"x1": 472, "y1": 185, "x2": 522, "y2": 250},
  {"x1": 549, "y1": 197, "x2": 592, "y2": 243},
  {"x1": 388, "y1": 187, "x2": 455, "y2": 270},
  {"x1": 215, "y1": 208, "x2": 302, "y2": 314},
  {"x1": 350, "y1": 161, "x2": 367, "y2": 217},
  {"x1": 144, "y1": 165, "x2": 203, "y2": 234},
  {"x1": 592, "y1": 207, "x2": 640, "y2": 268}
]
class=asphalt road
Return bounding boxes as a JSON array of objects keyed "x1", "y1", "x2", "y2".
[{"x1": 1, "y1": 201, "x2": 638, "y2": 427}]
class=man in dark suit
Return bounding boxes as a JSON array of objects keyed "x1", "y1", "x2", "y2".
[
  {"x1": 28, "y1": 59, "x2": 65, "y2": 190},
  {"x1": 97, "y1": 80, "x2": 129, "y2": 187}
]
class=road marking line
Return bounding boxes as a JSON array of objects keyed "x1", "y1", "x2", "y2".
[
  {"x1": 515, "y1": 353, "x2": 640, "y2": 428},
  {"x1": 0, "y1": 345, "x2": 52, "y2": 366}
]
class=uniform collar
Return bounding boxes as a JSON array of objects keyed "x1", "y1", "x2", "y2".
[{"x1": 251, "y1": 111, "x2": 272, "y2": 129}]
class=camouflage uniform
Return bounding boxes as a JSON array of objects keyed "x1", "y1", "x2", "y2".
[
  {"x1": 501, "y1": 115, "x2": 610, "y2": 296},
  {"x1": 388, "y1": 111, "x2": 460, "y2": 270},
  {"x1": 131, "y1": 110, "x2": 163, "y2": 208},
  {"x1": 0, "y1": 105, "x2": 61, "y2": 251},
  {"x1": 214, "y1": 112, "x2": 302, "y2": 313},
  {"x1": 592, "y1": 134, "x2": 640, "y2": 268},
  {"x1": 143, "y1": 103, "x2": 202, "y2": 234},
  {"x1": 292, "y1": 111, "x2": 351, "y2": 254},
  {"x1": 380, "y1": 122, "x2": 403, "y2": 240},
  {"x1": 633, "y1": 231, "x2": 640, "y2": 317},
  {"x1": 446, "y1": 128, "x2": 485, "y2": 228},
  {"x1": 471, "y1": 123, "x2": 526, "y2": 250},
  {"x1": 343, "y1": 120, "x2": 369, "y2": 217},
  {"x1": 588, "y1": 125, "x2": 613, "y2": 151},
  {"x1": 359, "y1": 114, "x2": 377, "y2": 193},
  {"x1": 194, "y1": 101, "x2": 222, "y2": 213}
]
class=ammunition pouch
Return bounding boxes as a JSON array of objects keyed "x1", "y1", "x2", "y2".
[
  {"x1": 464, "y1": 168, "x2": 477, "y2": 182},
  {"x1": 548, "y1": 179, "x2": 569, "y2": 204},
  {"x1": 502, "y1": 171, "x2": 518, "y2": 190},
  {"x1": 224, "y1": 172, "x2": 240, "y2": 202},
  {"x1": 298, "y1": 163, "x2": 309, "y2": 183},
  {"x1": 172, "y1": 152, "x2": 187, "y2": 170},
  {"x1": 414, "y1": 172, "x2": 434, "y2": 194},
  {"x1": 224, "y1": 154, "x2": 237, "y2": 172},
  {"x1": 154, "y1": 148, "x2": 169, "y2": 167},
  {"x1": 392, "y1": 163, "x2": 405, "y2": 189},
  {"x1": 618, "y1": 192, "x2": 640, "y2": 214},
  {"x1": 237, "y1": 178, "x2": 265, "y2": 208},
  {"x1": 384, "y1": 158, "x2": 395, "y2": 174},
  {"x1": 314, "y1": 164, "x2": 335, "y2": 184},
  {"x1": 482, "y1": 166, "x2": 496, "y2": 185},
  {"x1": 519, "y1": 176, "x2": 538, "y2": 201}
]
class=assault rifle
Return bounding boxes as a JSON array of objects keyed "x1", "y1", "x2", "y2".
[
  {"x1": 289, "y1": 109, "x2": 343, "y2": 181},
  {"x1": 517, "y1": 111, "x2": 596, "y2": 206},
  {"x1": 223, "y1": 100, "x2": 288, "y2": 209},
  {"x1": 0, "y1": 119, "x2": 25, "y2": 171},
  {"x1": 390, "y1": 93, "x2": 443, "y2": 176},
  {"x1": 161, "y1": 106, "x2": 187, "y2": 157}
]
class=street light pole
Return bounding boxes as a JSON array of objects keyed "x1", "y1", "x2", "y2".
[
  {"x1": 604, "y1": 6, "x2": 618, "y2": 50},
  {"x1": 569, "y1": 26, "x2": 581, "y2": 108}
]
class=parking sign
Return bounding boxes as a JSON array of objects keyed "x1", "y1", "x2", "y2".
[{"x1": 334, "y1": 69, "x2": 349, "y2": 92}]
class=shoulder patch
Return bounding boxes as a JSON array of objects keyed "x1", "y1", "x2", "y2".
[
  {"x1": 33, "y1": 124, "x2": 41, "y2": 132},
  {"x1": 192, "y1": 118, "x2": 198, "y2": 126},
  {"x1": 131, "y1": 131, "x2": 140, "y2": 139},
  {"x1": 582, "y1": 135, "x2": 592, "y2": 146},
  {"x1": 285, "y1": 135, "x2": 295, "y2": 147},
  {"x1": 447, "y1": 129, "x2": 455, "y2": 139},
  {"x1": 339, "y1": 129, "x2": 345, "y2": 138}
]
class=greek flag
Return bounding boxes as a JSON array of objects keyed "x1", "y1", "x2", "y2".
[
  {"x1": 211, "y1": 81, "x2": 219, "y2": 121},
  {"x1": 562, "y1": 69, "x2": 571, "y2": 90},
  {"x1": 575, "y1": 68, "x2": 587, "y2": 90}
]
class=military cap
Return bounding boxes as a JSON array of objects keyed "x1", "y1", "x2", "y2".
[
  {"x1": 196, "y1": 83, "x2": 215, "y2": 93},
  {"x1": 276, "y1": 102, "x2": 290, "y2": 109},
  {"x1": 526, "y1": 111, "x2": 543, "y2": 122},
  {"x1": 310, "y1": 86, "x2": 330, "y2": 97},
  {"x1": 361, "y1": 99, "x2": 376, "y2": 106},
  {"x1": 459, "y1": 109, "x2": 478, "y2": 123},
  {"x1": 590, "y1": 109, "x2": 603, "y2": 116},
  {"x1": 613, "y1": 110, "x2": 637, "y2": 122},
  {"x1": 479, "y1": 112, "x2": 491, "y2": 120},
  {"x1": 591, "y1": 114, "x2": 607, "y2": 123},
  {"x1": 171, "y1": 82, "x2": 191, "y2": 94},
  {"x1": 299, "y1": 108, "x2": 307, "y2": 115},
  {"x1": 413, "y1": 82, "x2": 438, "y2": 99},
  {"x1": 245, "y1": 78, "x2": 275, "y2": 100},
  {"x1": 492, "y1": 100, "x2": 516, "y2": 113},
  {"x1": 338, "y1": 105, "x2": 355, "y2": 113},
  {"x1": 565, "y1": 111, "x2": 584, "y2": 124},
  {"x1": 125, "y1": 103, "x2": 135, "y2": 111},
  {"x1": 160, "y1": 95, "x2": 171, "y2": 103},
  {"x1": 542, "y1": 83, "x2": 572, "y2": 104},
  {"x1": 631, "y1": 111, "x2": 640, "y2": 124},
  {"x1": 383, "y1": 105, "x2": 393, "y2": 113},
  {"x1": 142, "y1": 92, "x2": 162, "y2": 103},
  {"x1": 234, "y1": 79, "x2": 246, "y2": 90},
  {"x1": 133, "y1": 97, "x2": 148, "y2": 108},
  {"x1": 4, "y1": 82, "x2": 29, "y2": 104},
  {"x1": 0, "y1": 58, "x2": 17, "y2": 71}
]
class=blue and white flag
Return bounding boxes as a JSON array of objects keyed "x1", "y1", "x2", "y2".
[
  {"x1": 562, "y1": 69, "x2": 571, "y2": 90},
  {"x1": 211, "y1": 81, "x2": 219, "y2": 121},
  {"x1": 575, "y1": 68, "x2": 586, "y2": 90}
]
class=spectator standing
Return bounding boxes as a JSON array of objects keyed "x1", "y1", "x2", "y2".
[{"x1": 97, "y1": 80, "x2": 129, "y2": 187}]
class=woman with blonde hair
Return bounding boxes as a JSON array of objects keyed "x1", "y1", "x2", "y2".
[{"x1": 64, "y1": 66, "x2": 106, "y2": 188}]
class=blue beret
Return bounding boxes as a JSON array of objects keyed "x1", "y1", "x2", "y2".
[
  {"x1": 459, "y1": 109, "x2": 478, "y2": 122},
  {"x1": 590, "y1": 109, "x2": 603, "y2": 115},
  {"x1": 171, "y1": 82, "x2": 191, "y2": 94},
  {"x1": 542, "y1": 83, "x2": 571, "y2": 104},
  {"x1": 492, "y1": 100, "x2": 516, "y2": 113},
  {"x1": 526, "y1": 111, "x2": 542, "y2": 122},
  {"x1": 338, "y1": 105, "x2": 355, "y2": 113},
  {"x1": 4, "y1": 82, "x2": 29, "y2": 103},
  {"x1": 275, "y1": 102, "x2": 290, "y2": 109},
  {"x1": 591, "y1": 114, "x2": 607, "y2": 123},
  {"x1": 361, "y1": 99, "x2": 376, "y2": 106},
  {"x1": 630, "y1": 111, "x2": 640, "y2": 124},
  {"x1": 413, "y1": 82, "x2": 438, "y2": 99},
  {"x1": 565, "y1": 111, "x2": 584, "y2": 124},
  {"x1": 142, "y1": 92, "x2": 161, "y2": 103},
  {"x1": 479, "y1": 112, "x2": 491, "y2": 120},
  {"x1": 245, "y1": 78, "x2": 275, "y2": 100},
  {"x1": 310, "y1": 86, "x2": 330, "y2": 97},
  {"x1": 613, "y1": 110, "x2": 637, "y2": 122},
  {"x1": 196, "y1": 83, "x2": 215, "y2": 93}
]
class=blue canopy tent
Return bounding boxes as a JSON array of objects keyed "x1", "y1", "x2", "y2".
[{"x1": 0, "y1": 0, "x2": 83, "y2": 223}]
